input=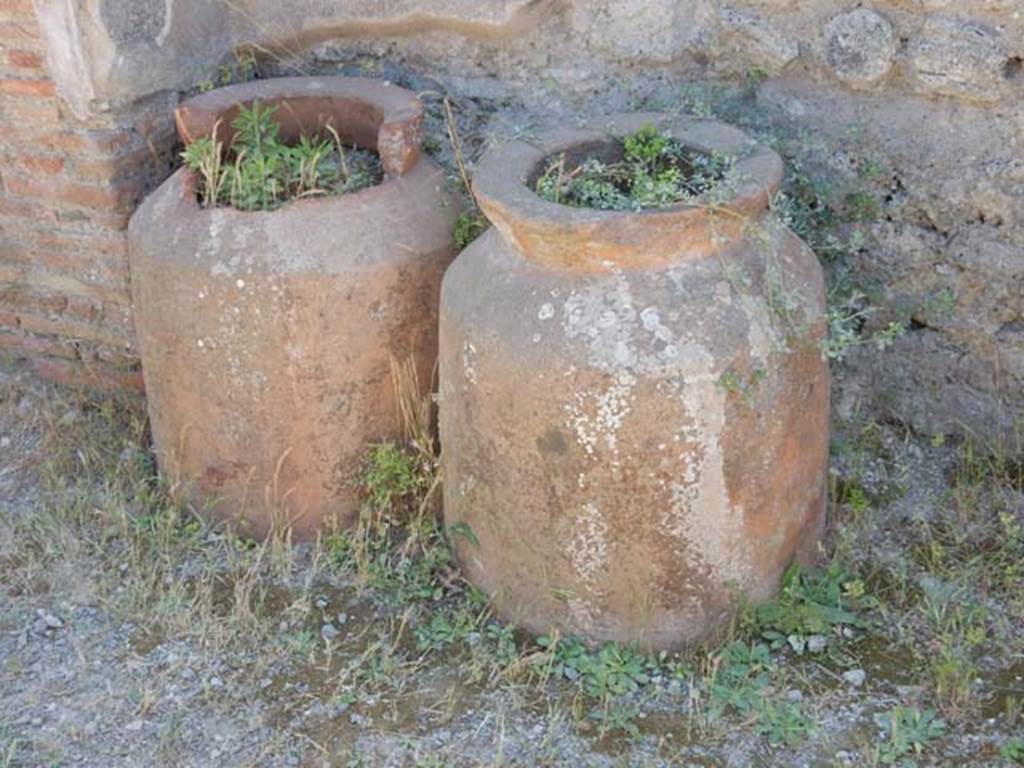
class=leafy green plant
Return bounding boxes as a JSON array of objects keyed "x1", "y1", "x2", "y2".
[
  {"x1": 745, "y1": 564, "x2": 868, "y2": 649},
  {"x1": 414, "y1": 607, "x2": 479, "y2": 653},
  {"x1": 536, "y1": 635, "x2": 655, "y2": 700},
  {"x1": 703, "y1": 640, "x2": 812, "y2": 746},
  {"x1": 535, "y1": 124, "x2": 736, "y2": 212},
  {"x1": 364, "y1": 442, "x2": 428, "y2": 511},
  {"x1": 755, "y1": 699, "x2": 812, "y2": 747},
  {"x1": 874, "y1": 706, "x2": 946, "y2": 765},
  {"x1": 590, "y1": 699, "x2": 643, "y2": 739},
  {"x1": 1002, "y1": 737, "x2": 1024, "y2": 763},
  {"x1": 711, "y1": 640, "x2": 774, "y2": 703},
  {"x1": 181, "y1": 102, "x2": 382, "y2": 211}
]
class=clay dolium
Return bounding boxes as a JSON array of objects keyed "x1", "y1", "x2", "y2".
[
  {"x1": 439, "y1": 113, "x2": 830, "y2": 650},
  {"x1": 129, "y1": 77, "x2": 460, "y2": 537}
]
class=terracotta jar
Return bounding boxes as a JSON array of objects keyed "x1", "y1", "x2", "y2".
[
  {"x1": 438, "y1": 113, "x2": 829, "y2": 650},
  {"x1": 129, "y1": 77, "x2": 460, "y2": 538}
]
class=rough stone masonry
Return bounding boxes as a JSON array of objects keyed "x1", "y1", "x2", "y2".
[{"x1": 3, "y1": 0, "x2": 1023, "y2": 448}]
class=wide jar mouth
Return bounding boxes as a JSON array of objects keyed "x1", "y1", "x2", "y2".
[
  {"x1": 175, "y1": 76, "x2": 424, "y2": 179},
  {"x1": 472, "y1": 113, "x2": 785, "y2": 272}
]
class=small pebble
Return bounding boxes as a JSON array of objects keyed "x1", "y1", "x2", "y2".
[
  {"x1": 843, "y1": 668, "x2": 866, "y2": 688},
  {"x1": 807, "y1": 635, "x2": 828, "y2": 653},
  {"x1": 321, "y1": 624, "x2": 340, "y2": 641},
  {"x1": 787, "y1": 688, "x2": 804, "y2": 702}
]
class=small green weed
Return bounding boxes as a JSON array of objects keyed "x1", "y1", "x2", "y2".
[
  {"x1": 452, "y1": 210, "x2": 489, "y2": 249},
  {"x1": 0, "y1": 723, "x2": 20, "y2": 768},
  {"x1": 414, "y1": 605, "x2": 481, "y2": 653},
  {"x1": 823, "y1": 282, "x2": 905, "y2": 362},
  {"x1": 874, "y1": 706, "x2": 946, "y2": 765},
  {"x1": 590, "y1": 699, "x2": 643, "y2": 739},
  {"x1": 1002, "y1": 737, "x2": 1024, "y2": 763},
  {"x1": 198, "y1": 49, "x2": 257, "y2": 92},
  {"x1": 745, "y1": 564, "x2": 869, "y2": 650},
  {"x1": 756, "y1": 699, "x2": 812, "y2": 747},
  {"x1": 536, "y1": 124, "x2": 736, "y2": 212},
  {"x1": 705, "y1": 640, "x2": 813, "y2": 746},
  {"x1": 364, "y1": 442, "x2": 428, "y2": 511},
  {"x1": 536, "y1": 635, "x2": 655, "y2": 700},
  {"x1": 716, "y1": 366, "x2": 767, "y2": 404},
  {"x1": 843, "y1": 190, "x2": 880, "y2": 223}
]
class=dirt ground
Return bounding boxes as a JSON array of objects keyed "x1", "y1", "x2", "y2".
[{"x1": 1, "y1": 338, "x2": 1022, "y2": 768}]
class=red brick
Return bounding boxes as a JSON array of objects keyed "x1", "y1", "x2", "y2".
[
  {"x1": 0, "y1": 330, "x2": 79, "y2": 360},
  {"x1": 23, "y1": 270, "x2": 129, "y2": 306},
  {"x1": 0, "y1": 0, "x2": 38, "y2": 19},
  {"x1": 0, "y1": 22, "x2": 40, "y2": 44},
  {"x1": 0, "y1": 77, "x2": 54, "y2": 97},
  {"x1": 72, "y1": 145, "x2": 161, "y2": 182},
  {"x1": 0, "y1": 263, "x2": 23, "y2": 283},
  {"x1": 0, "y1": 127, "x2": 134, "y2": 155},
  {"x1": 12, "y1": 154, "x2": 64, "y2": 175},
  {"x1": 0, "y1": 95, "x2": 60, "y2": 125},
  {"x1": 5, "y1": 174, "x2": 145, "y2": 212},
  {"x1": 30, "y1": 356, "x2": 145, "y2": 393},
  {"x1": 0, "y1": 284, "x2": 68, "y2": 315},
  {"x1": 55, "y1": 208, "x2": 132, "y2": 232},
  {"x1": 18, "y1": 313, "x2": 130, "y2": 348},
  {"x1": 6, "y1": 50, "x2": 42, "y2": 69},
  {"x1": 25, "y1": 231, "x2": 128, "y2": 261},
  {"x1": 0, "y1": 194, "x2": 49, "y2": 220}
]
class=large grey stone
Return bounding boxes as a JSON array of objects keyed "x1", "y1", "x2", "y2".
[
  {"x1": 713, "y1": 8, "x2": 800, "y2": 75},
  {"x1": 910, "y1": 16, "x2": 1009, "y2": 103},
  {"x1": 573, "y1": 0, "x2": 717, "y2": 64},
  {"x1": 823, "y1": 8, "x2": 897, "y2": 89}
]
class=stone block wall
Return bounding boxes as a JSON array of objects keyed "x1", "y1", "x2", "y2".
[{"x1": 2, "y1": 0, "x2": 1022, "y2": 447}]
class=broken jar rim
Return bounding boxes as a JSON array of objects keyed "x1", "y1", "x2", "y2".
[{"x1": 172, "y1": 75, "x2": 426, "y2": 213}]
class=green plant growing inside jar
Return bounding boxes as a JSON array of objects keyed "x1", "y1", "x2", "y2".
[
  {"x1": 181, "y1": 102, "x2": 382, "y2": 211},
  {"x1": 535, "y1": 123, "x2": 738, "y2": 212}
]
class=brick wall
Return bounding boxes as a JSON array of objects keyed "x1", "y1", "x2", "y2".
[{"x1": 0, "y1": 0, "x2": 176, "y2": 390}]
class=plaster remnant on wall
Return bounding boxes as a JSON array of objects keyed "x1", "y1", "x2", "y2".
[{"x1": 156, "y1": 0, "x2": 173, "y2": 46}]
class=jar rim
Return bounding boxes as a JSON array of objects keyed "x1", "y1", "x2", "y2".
[
  {"x1": 471, "y1": 113, "x2": 785, "y2": 271},
  {"x1": 174, "y1": 76, "x2": 424, "y2": 178}
]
